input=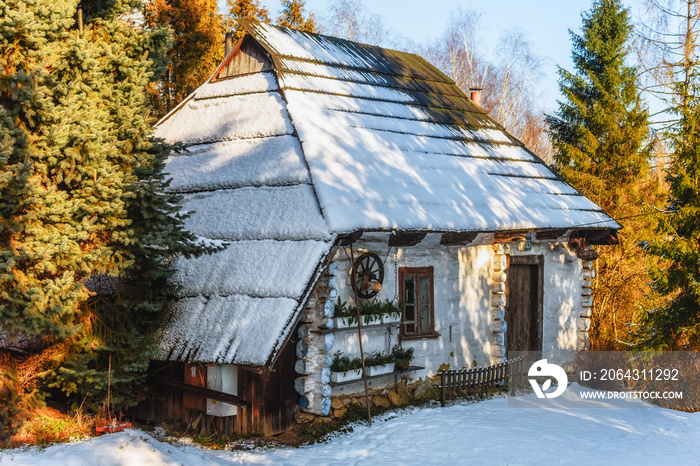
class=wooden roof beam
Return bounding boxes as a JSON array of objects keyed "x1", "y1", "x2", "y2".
[
  {"x1": 339, "y1": 231, "x2": 363, "y2": 246},
  {"x1": 440, "y1": 232, "x2": 479, "y2": 246},
  {"x1": 147, "y1": 374, "x2": 249, "y2": 408},
  {"x1": 493, "y1": 231, "x2": 528, "y2": 243},
  {"x1": 571, "y1": 229, "x2": 619, "y2": 246},
  {"x1": 389, "y1": 232, "x2": 427, "y2": 247},
  {"x1": 535, "y1": 229, "x2": 568, "y2": 240}
]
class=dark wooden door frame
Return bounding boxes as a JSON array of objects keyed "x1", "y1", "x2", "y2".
[{"x1": 506, "y1": 255, "x2": 544, "y2": 354}]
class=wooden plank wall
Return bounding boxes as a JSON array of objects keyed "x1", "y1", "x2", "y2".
[
  {"x1": 131, "y1": 338, "x2": 299, "y2": 436},
  {"x1": 183, "y1": 364, "x2": 206, "y2": 411},
  {"x1": 215, "y1": 36, "x2": 274, "y2": 81},
  {"x1": 132, "y1": 362, "x2": 188, "y2": 424},
  {"x1": 265, "y1": 336, "x2": 299, "y2": 434}
]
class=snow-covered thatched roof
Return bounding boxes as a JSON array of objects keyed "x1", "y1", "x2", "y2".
[
  {"x1": 154, "y1": 21, "x2": 619, "y2": 366},
  {"x1": 156, "y1": 71, "x2": 332, "y2": 366}
]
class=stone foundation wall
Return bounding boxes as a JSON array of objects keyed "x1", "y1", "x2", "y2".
[{"x1": 295, "y1": 377, "x2": 438, "y2": 423}]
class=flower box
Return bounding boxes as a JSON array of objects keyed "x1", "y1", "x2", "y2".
[
  {"x1": 366, "y1": 362, "x2": 395, "y2": 377},
  {"x1": 381, "y1": 312, "x2": 402, "y2": 324},
  {"x1": 361, "y1": 314, "x2": 382, "y2": 326},
  {"x1": 330, "y1": 368, "x2": 363, "y2": 383},
  {"x1": 334, "y1": 316, "x2": 357, "y2": 329}
]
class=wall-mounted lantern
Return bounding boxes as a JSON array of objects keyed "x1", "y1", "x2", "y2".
[{"x1": 518, "y1": 235, "x2": 532, "y2": 252}]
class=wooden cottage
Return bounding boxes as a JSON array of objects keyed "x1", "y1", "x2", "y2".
[{"x1": 144, "y1": 20, "x2": 620, "y2": 434}]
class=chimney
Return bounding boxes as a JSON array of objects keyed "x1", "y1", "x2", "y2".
[
  {"x1": 224, "y1": 31, "x2": 233, "y2": 57},
  {"x1": 469, "y1": 87, "x2": 483, "y2": 106}
]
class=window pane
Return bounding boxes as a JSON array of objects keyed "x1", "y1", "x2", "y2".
[
  {"x1": 404, "y1": 303, "x2": 415, "y2": 335},
  {"x1": 400, "y1": 271, "x2": 432, "y2": 337},
  {"x1": 419, "y1": 276, "x2": 431, "y2": 333},
  {"x1": 419, "y1": 276, "x2": 430, "y2": 306},
  {"x1": 404, "y1": 276, "x2": 415, "y2": 304},
  {"x1": 420, "y1": 304, "x2": 431, "y2": 333},
  {"x1": 403, "y1": 275, "x2": 416, "y2": 335},
  {"x1": 404, "y1": 304, "x2": 415, "y2": 322}
]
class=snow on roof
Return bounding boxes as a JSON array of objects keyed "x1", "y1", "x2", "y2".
[
  {"x1": 243, "y1": 20, "x2": 620, "y2": 233},
  {"x1": 154, "y1": 21, "x2": 619, "y2": 365},
  {"x1": 155, "y1": 70, "x2": 332, "y2": 366},
  {"x1": 157, "y1": 88, "x2": 292, "y2": 145},
  {"x1": 172, "y1": 240, "x2": 330, "y2": 300},
  {"x1": 194, "y1": 71, "x2": 277, "y2": 100},
  {"x1": 164, "y1": 136, "x2": 310, "y2": 193},
  {"x1": 161, "y1": 238, "x2": 330, "y2": 366},
  {"x1": 180, "y1": 186, "x2": 329, "y2": 241},
  {"x1": 160, "y1": 295, "x2": 300, "y2": 365}
]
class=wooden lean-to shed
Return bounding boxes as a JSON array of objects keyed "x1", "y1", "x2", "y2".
[{"x1": 144, "y1": 20, "x2": 620, "y2": 433}]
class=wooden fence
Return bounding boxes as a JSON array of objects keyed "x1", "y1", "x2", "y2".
[{"x1": 438, "y1": 357, "x2": 524, "y2": 407}]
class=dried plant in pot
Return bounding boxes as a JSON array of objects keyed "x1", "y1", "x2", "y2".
[{"x1": 392, "y1": 344, "x2": 414, "y2": 370}]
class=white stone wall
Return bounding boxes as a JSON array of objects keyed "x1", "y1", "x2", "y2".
[{"x1": 320, "y1": 232, "x2": 585, "y2": 398}]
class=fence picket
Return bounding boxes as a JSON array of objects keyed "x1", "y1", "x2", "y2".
[{"x1": 438, "y1": 357, "x2": 524, "y2": 406}]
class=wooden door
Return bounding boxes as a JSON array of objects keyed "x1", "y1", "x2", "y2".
[{"x1": 505, "y1": 260, "x2": 542, "y2": 353}]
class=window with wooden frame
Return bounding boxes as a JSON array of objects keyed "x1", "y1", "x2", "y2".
[{"x1": 399, "y1": 267, "x2": 437, "y2": 339}]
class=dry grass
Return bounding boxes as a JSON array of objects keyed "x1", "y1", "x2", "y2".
[{"x1": 3, "y1": 407, "x2": 96, "y2": 448}]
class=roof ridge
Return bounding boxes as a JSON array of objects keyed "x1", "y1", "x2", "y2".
[
  {"x1": 237, "y1": 19, "x2": 455, "y2": 84},
  {"x1": 237, "y1": 18, "x2": 429, "y2": 64}
]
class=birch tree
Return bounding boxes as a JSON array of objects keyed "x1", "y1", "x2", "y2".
[
  {"x1": 422, "y1": 9, "x2": 550, "y2": 161},
  {"x1": 321, "y1": 0, "x2": 390, "y2": 46}
]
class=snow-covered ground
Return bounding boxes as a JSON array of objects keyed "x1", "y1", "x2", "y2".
[{"x1": 1, "y1": 384, "x2": 697, "y2": 466}]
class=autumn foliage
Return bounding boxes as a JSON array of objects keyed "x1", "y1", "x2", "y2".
[{"x1": 145, "y1": 0, "x2": 225, "y2": 117}]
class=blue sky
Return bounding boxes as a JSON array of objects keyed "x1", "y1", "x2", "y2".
[{"x1": 254, "y1": 0, "x2": 597, "y2": 113}]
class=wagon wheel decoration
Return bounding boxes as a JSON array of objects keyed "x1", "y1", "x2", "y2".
[{"x1": 351, "y1": 252, "x2": 385, "y2": 299}]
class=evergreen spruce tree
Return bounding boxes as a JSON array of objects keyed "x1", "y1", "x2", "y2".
[
  {"x1": 640, "y1": 3, "x2": 700, "y2": 350},
  {"x1": 0, "y1": 1, "x2": 65, "y2": 435},
  {"x1": 1, "y1": 0, "x2": 213, "y2": 429},
  {"x1": 278, "y1": 0, "x2": 317, "y2": 33},
  {"x1": 1, "y1": 0, "x2": 134, "y2": 412},
  {"x1": 643, "y1": 88, "x2": 700, "y2": 349},
  {"x1": 547, "y1": 0, "x2": 660, "y2": 349},
  {"x1": 145, "y1": 0, "x2": 225, "y2": 117},
  {"x1": 547, "y1": 0, "x2": 650, "y2": 202}
]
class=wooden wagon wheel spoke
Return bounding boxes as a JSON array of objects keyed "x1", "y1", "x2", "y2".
[
  {"x1": 368, "y1": 261, "x2": 380, "y2": 277},
  {"x1": 352, "y1": 252, "x2": 384, "y2": 299},
  {"x1": 358, "y1": 259, "x2": 368, "y2": 275}
]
